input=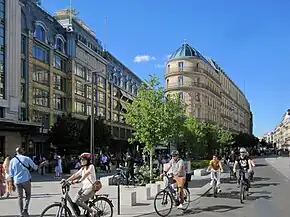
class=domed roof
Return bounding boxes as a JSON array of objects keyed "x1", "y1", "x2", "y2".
[{"x1": 169, "y1": 41, "x2": 214, "y2": 68}]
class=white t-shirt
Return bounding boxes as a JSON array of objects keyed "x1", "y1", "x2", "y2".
[{"x1": 76, "y1": 165, "x2": 97, "y2": 190}]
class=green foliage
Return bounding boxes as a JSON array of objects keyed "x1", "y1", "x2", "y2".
[
  {"x1": 125, "y1": 75, "x2": 185, "y2": 153},
  {"x1": 191, "y1": 160, "x2": 211, "y2": 169},
  {"x1": 47, "y1": 114, "x2": 112, "y2": 154}
]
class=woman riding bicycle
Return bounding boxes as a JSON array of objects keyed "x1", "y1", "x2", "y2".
[
  {"x1": 65, "y1": 153, "x2": 98, "y2": 217},
  {"x1": 207, "y1": 155, "x2": 223, "y2": 192}
]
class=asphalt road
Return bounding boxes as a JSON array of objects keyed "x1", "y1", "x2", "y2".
[{"x1": 142, "y1": 157, "x2": 290, "y2": 217}]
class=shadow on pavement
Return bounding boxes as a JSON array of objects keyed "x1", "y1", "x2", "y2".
[
  {"x1": 252, "y1": 177, "x2": 271, "y2": 182},
  {"x1": 206, "y1": 190, "x2": 272, "y2": 201},
  {"x1": 251, "y1": 182, "x2": 279, "y2": 188},
  {"x1": 254, "y1": 163, "x2": 268, "y2": 167},
  {"x1": 182, "y1": 205, "x2": 243, "y2": 215}
]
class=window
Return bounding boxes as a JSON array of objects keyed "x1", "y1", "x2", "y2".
[
  {"x1": 0, "y1": 63, "x2": 4, "y2": 99},
  {"x1": 75, "y1": 81, "x2": 84, "y2": 96},
  {"x1": 166, "y1": 79, "x2": 169, "y2": 88},
  {"x1": 98, "y1": 76, "x2": 105, "y2": 88},
  {"x1": 55, "y1": 38, "x2": 64, "y2": 52},
  {"x1": 33, "y1": 88, "x2": 49, "y2": 107},
  {"x1": 75, "y1": 101, "x2": 85, "y2": 114},
  {"x1": 167, "y1": 64, "x2": 170, "y2": 73},
  {"x1": 98, "y1": 107, "x2": 105, "y2": 117},
  {"x1": 53, "y1": 55, "x2": 66, "y2": 71},
  {"x1": 113, "y1": 75, "x2": 118, "y2": 85},
  {"x1": 21, "y1": 59, "x2": 25, "y2": 78},
  {"x1": 178, "y1": 62, "x2": 184, "y2": 70},
  {"x1": 75, "y1": 63, "x2": 85, "y2": 78},
  {"x1": 87, "y1": 86, "x2": 92, "y2": 99},
  {"x1": 86, "y1": 71, "x2": 92, "y2": 82},
  {"x1": 178, "y1": 76, "x2": 183, "y2": 86},
  {"x1": 33, "y1": 65, "x2": 49, "y2": 85},
  {"x1": 32, "y1": 44, "x2": 49, "y2": 63},
  {"x1": 34, "y1": 25, "x2": 46, "y2": 42},
  {"x1": 21, "y1": 35, "x2": 26, "y2": 54},
  {"x1": 98, "y1": 91, "x2": 105, "y2": 103},
  {"x1": 53, "y1": 94, "x2": 66, "y2": 111},
  {"x1": 21, "y1": 84, "x2": 25, "y2": 102},
  {"x1": 87, "y1": 104, "x2": 92, "y2": 116},
  {"x1": 54, "y1": 74, "x2": 66, "y2": 92},
  {"x1": 195, "y1": 93, "x2": 200, "y2": 102},
  {"x1": 179, "y1": 92, "x2": 184, "y2": 100}
]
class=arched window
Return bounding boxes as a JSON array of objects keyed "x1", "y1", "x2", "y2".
[
  {"x1": 55, "y1": 38, "x2": 63, "y2": 52},
  {"x1": 34, "y1": 25, "x2": 45, "y2": 42}
]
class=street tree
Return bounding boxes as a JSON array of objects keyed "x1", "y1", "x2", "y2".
[
  {"x1": 47, "y1": 114, "x2": 80, "y2": 154},
  {"x1": 79, "y1": 116, "x2": 112, "y2": 153},
  {"x1": 216, "y1": 127, "x2": 233, "y2": 154},
  {"x1": 125, "y1": 75, "x2": 185, "y2": 180}
]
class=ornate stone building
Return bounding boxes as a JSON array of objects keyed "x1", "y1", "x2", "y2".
[{"x1": 165, "y1": 42, "x2": 252, "y2": 134}]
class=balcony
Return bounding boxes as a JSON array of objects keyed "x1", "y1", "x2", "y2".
[
  {"x1": 166, "y1": 82, "x2": 221, "y2": 98},
  {"x1": 165, "y1": 67, "x2": 220, "y2": 84}
]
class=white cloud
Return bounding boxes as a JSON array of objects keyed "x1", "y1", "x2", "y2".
[
  {"x1": 134, "y1": 55, "x2": 156, "y2": 63},
  {"x1": 155, "y1": 63, "x2": 166, "y2": 68}
]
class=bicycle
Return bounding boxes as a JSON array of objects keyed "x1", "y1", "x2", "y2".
[
  {"x1": 154, "y1": 173, "x2": 190, "y2": 217},
  {"x1": 40, "y1": 179, "x2": 113, "y2": 217},
  {"x1": 210, "y1": 170, "x2": 221, "y2": 198},
  {"x1": 112, "y1": 165, "x2": 145, "y2": 186},
  {"x1": 237, "y1": 168, "x2": 249, "y2": 204},
  {"x1": 227, "y1": 162, "x2": 236, "y2": 180}
]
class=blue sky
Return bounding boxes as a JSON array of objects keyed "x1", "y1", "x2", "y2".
[{"x1": 41, "y1": 0, "x2": 290, "y2": 136}]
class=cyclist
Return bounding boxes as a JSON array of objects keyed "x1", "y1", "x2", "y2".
[
  {"x1": 207, "y1": 155, "x2": 223, "y2": 192},
  {"x1": 233, "y1": 148, "x2": 252, "y2": 191},
  {"x1": 65, "y1": 153, "x2": 98, "y2": 217},
  {"x1": 162, "y1": 150, "x2": 186, "y2": 209},
  {"x1": 227, "y1": 150, "x2": 236, "y2": 178}
]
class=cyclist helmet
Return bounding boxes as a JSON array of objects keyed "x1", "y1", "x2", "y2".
[
  {"x1": 239, "y1": 148, "x2": 247, "y2": 158},
  {"x1": 171, "y1": 150, "x2": 179, "y2": 156},
  {"x1": 80, "y1": 153, "x2": 92, "y2": 166}
]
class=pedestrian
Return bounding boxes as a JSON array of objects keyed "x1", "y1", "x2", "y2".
[
  {"x1": 9, "y1": 147, "x2": 45, "y2": 217},
  {"x1": 3, "y1": 156, "x2": 13, "y2": 198},
  {"x1": 55, "y1": 155, "x2": 62, "y2": 178}
]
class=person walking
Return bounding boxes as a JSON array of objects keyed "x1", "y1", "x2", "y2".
[
  {"x1": 3, "y1": 156, "x2": 13, "y2": 198},
  {"x1": 9, "y1": 147, "x2": 38, "y2": 217}
]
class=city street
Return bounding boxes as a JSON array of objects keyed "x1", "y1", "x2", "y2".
[
  {"x1": 139, "y1": 157, "x2": 290, "y2": 217},
  {"x1": 1, "y1": 157, "x2": 290, "y2": 217}
]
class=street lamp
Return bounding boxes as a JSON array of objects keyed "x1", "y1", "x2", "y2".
[{"x1": 86, "y1": 70, "x2": 104, "y2": 163}]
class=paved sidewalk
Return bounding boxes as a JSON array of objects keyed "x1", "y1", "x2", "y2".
[{"x1": 0, "y1": 171, "x2": 228, "y2": 217}]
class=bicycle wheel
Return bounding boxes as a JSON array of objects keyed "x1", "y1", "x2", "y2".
[
  {"x1": 240, "y1": 183, "x2": 245, "y2": 204},
  {"x1": 154, "y1": 190, "x2": 173, "y2": 217},
  {"x1": 182, "y1": 188, "x2": 190, "y2": 210},
  {"x1": 213, "y1": 179, "x2": 217, "y2": 198},
  {"x1": 40, "y1": 203, "x2": 72, "y2": 217},
  {"x1": 135, "y1": 173, "x2": 145, "y2": 186},
  {"x1": 89, "y1": 196, "x2": 114, "y2": 217}
]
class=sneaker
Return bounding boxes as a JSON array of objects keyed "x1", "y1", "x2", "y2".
[
  {"x1": 217, "y1": 188, "x2": 222, "y2": 193},
  {"x1": 22, "y1": 209, "x2": 29, "y2": 217},
  {"x1": 177, "y1": 204, "x2": 184, "y2": 209},
  {"x1": 210, "y1": 180, "x2": 213, "y2": 185}
]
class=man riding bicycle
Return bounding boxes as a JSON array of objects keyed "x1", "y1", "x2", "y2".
[
  {"x1": 207, "y1": 155, "x2": 223, "y2": 192},
  {"x1": 161, "y1": 150, "x2": 186, "y2": 209},
  {"x1": 233, "y1": 148, "x2": 252, "y2": 191},
  {"x1": 65, "y1": 153, "x2": 98, "y2": 217}
]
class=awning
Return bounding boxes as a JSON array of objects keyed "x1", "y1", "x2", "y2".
[{"x1": 0, "y1": 118, "x2": 41, "y2": 132}]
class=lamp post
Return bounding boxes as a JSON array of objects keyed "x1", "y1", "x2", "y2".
[{"x1": 88, "y1": 70, "x2": 103, "y2": 163}]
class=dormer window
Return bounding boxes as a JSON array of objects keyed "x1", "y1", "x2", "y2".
[
  {"x1": 56, "y1": 38, "x2": 63, "y2": 52},
  {"x1": 35, "y1": 25, "x2": 45, "y2": 42}
]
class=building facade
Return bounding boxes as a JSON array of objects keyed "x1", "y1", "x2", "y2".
[
  {"x1": 267, "y1": 109, "x2": 290, "y2": 149},
  {"x1": 0, "y1": 0, "x2": 142, "y2": 156},
  {"x1": 165, "y1": 42, "x2": 252, "y2": 134}
]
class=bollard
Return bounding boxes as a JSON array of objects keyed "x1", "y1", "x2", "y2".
[{"x1": 117, "y1": 182, "x2": 121, "y2": 215}]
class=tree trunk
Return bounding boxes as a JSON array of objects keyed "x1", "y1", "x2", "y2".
[{"x1": 149, "y1": 149, "x2": 153, "y2": 183}]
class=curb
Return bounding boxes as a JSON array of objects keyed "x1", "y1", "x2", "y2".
[{"x1": 132, "y1": 174, "x2": 228, "y2": 217}]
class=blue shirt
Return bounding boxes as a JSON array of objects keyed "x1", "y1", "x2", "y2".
[{"x1": 9, "y1": 154, "x2": 38, "y2": 184}]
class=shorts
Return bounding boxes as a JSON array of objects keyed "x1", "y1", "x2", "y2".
[{"x1": 173, "y1": 176, "x2": 186, "y2": 188}]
